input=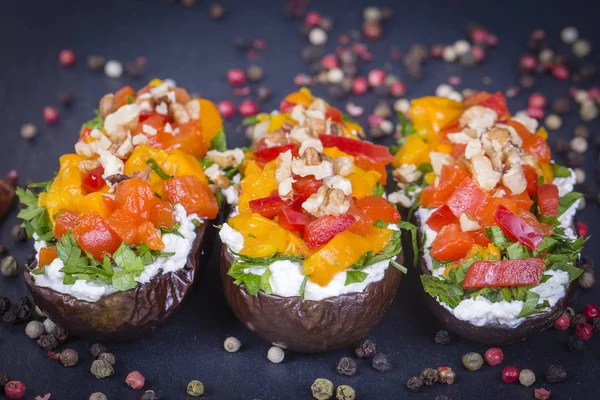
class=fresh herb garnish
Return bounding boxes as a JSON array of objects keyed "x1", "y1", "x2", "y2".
[
  {"x1": 417, "y1": 162, "x2": 433, "y2": 174},
  {"x1": 16, "y1": 186, "x2": 55, "y2": 242},
  {"x1": 160, "y1": 222, "x2": 184, "y2": 238},
  {"x1": 372, "y1": 182, "x2": 385, "y2": 197},
  {"x1": 551, "y1": 163, "x2": 572, "y2": 178},
  {"x1": 242, "y1": 116, "x2": 259, "y2": 126},
  {"x1": 397, "y1": 221, "x2": 418, "y2": 265},
  {"x1": 345, "y1": 270, "x2": 369, "y2": 286},
  {"x1": 420, "y1": 275, "x2": 463, "y2": 308},
  {"x1": 299, "y1": 276, "x2": 309, "y2": 297},
  {"x1": 146, "y1": 159, "x2": 173, "y2": 180},
  {"x1": 557, "y1": 192, "x2": 582, "y2": 217},
  {"x1": 81, "y1": 110, "x2": 103, "y2": 131},
  {"x1": 210, "y1": 129, "x2": 227, "y2": 152},
  {"x1": 517, "y1": 290, "x2": 541, "y2": 318}
]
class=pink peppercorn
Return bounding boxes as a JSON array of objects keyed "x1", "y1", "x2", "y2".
[
  {"x1": 588, "y1": 87, "x2": 600, "y2": 100},
  {"x1": 217, "y1": 101, "x2": 236, "y2": 119},
  {"x1": 58, "y1": 49, "x2": 76, "y2": 67},
  {"x1": 470, "y1": 28, "x2": 488, "y2": 42},
  {"x1": 531, "y1": 29, "x2": 546, "y2": 41},
  {"x1": 527, "y1": 106, "x2": 544, "y2": 120},
  {"x1": 339, "y1": 34, "x2": 350, "y2": 44},
  {"x1": 528, "y1": 93, "x2": 547, "y2": 108},
  {"x1": 583, "y1": 304, "x2": 599, "y2": 320},
  {"x1": 4, "y1": 381, "x2": 26, "y2": 399},
  {"x1": 575, "y1": 323, "x2": 593, "y2": 340},
  {"x1": 321, "y1": 54, "x2": 338, "y2": 69},
  {"x1": 448, "y1": 76, "x2": 461, "y2": 86},
  {"x1": 389, "y1": 81, "x2": 406, "y2": 97},
  {"x1": 577, "y1": 221, "x2": 588, "y2": 237},
  {"x1": 305, "y1": 11, "x2": 321, "y2": 27},
  {"x1": 253, "y1": 39, "x2": 268, "y2": 51},
  {"x1": 363, "y1": 23, "x2": 382, "y2": 40},
  {"x1": 472, "y1": 46, "x2": 485, "y2": 63},
  {"x1": 227, "y1": 69, "x2": 246, "y2": 86},
  {"x1": 125, "y1": 371, "x2": 145, "y2": 390},
  {"x1": 502, "y1": 366, "x2": 520, "y2": 383},
  {"x1": 484, "y1": 348, "x2": 504, "y2": 366},
  {"x1": 352, "y1": 77, "x2": 368, "y2": 95},
  {"x1": 552, "y1": 65, "x2": 569, "y2": 80},
  {"x1": 534, "y1": 388, "x2": 551, "y2": 400},
  {"x1": 239, "y1": 100, "x2": 259, "y2": 117},
  {"x1": 233, "y1": 87, "x2": 251, "y2": 97},
  {"x1": 430, "y1": 44, "x2": 444, "y2": 58},
  {"x1": 367, "y1": 69, "x2": 386, "y2": 87},
  {"x1": 519, "y1": 54, "x2": 537, "y2": 70},
  {"x1": 42, "y1": 106, "x2": 59, "y2": 124},
  {"x1": 367, "y1": 114, "x2": 384, "y2": 127},
  {"x1": 553, "y1": 314, "x2": 570, "y2": 330},
  {"x1": 486, "y1": 34, "x2": 499, "y2": 47}
]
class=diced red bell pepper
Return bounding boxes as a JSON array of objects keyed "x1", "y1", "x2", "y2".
[
  {"x1": 115, "y1": 179, "x2": 156, "y2": 220},
  {"x1": 139, "y1": 112, "x2": 168, "y2": 123},
  {"x1": 354, "y1": 154, "x2": 387, "y2": 184},
  {"x1": 325, "y1": 106, "x2": 343, "y2": 123},
  {"x1": 355, "y1": 196, "x2": 400, "y2": 224},
  {"x1": 462, "y1": 258, "x2": 544, "y2": 289},
  {"x1": 249, "y1": 194, "x2": 289, "y2": 219},
  {"x1": 318, "y1": 135, "x2": 394, "y2": 164},
  {"x1": 475, "y1": 193, "x2": 534, "y2": 229},
  {"x1": 279, "y1": 100, "x2": 296, "y2": 114},
  {"x1": 53, "y1": 210, "x2": 80, "y2": 240},
  {"x1": 446, "y1": 178, "x2": 489, "y2": 217},
  {"x1": 493, "y1": 205, "x2": 544, "y2": 250},
  {"x1": 420, "y1": 165, "x2": 469, "y2": 208},
  {"x1": 537, "y1": 183, "x2": 559, "y2": 217},
  {"x1": 505, "y1": 120, "x2": 551, "y2": 163},
  {"x1": 426, "y1": 205, "x2": 458, "y2": 232},
  {"x1": 451, "y1": 143, "x2": 467, "y2": 159},
  {"x1": 523, "y1": 164, "x2": 539, "y2": 196},
  {"x1": 78, "y1": 126, "x2": 93, "y2": 143},
  {"x1": 81, "y1": 166, "x2": 106, "y2": 194},
  {"x1": 475, "y1": 92, "x2": 509, "y2": 118},
  {"x1": 347, "y1": 202, "x2": 375, "y2": 236},
  {"x1": 464, "y1": 91, "x2": 493, "y2": 108},
  {"x1": 430, "y1": 223, "x2": 475, "y2": 262},
  {"x1": 304, "y1": 214, "x2": 356, "y2": 250},
  {"x1": 292, "y1": 175, "x2": 323, "y2": 195},
  {"x1": 278, "y1": 206, "x2": 312, "y2": 232},
  {"x1": 470, "y1": 229, "x2": 491, "y2": 246},
  {"x1": 254, "y1": 142, "x2": 297, "y2": 163}
]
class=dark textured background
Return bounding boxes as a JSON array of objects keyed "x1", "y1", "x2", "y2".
[{"x1": 1, "y1": 0, "x2": 600, "y2": 399}]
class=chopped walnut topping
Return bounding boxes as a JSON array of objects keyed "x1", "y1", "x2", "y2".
[
  {"x1": 103, "y1": 104, "x2": 140, "y2": 140},
  {"x1": 430, "y1": 152, "x2": 455, "y2": 175},
  {"x1": 105, "y1": 174, "x2": 130, "y2": 186},
  {"x1": 388, "y1": 190, "x2": 413, "y2": 208},
  {"x1": 170, "y1": 102, "x2": 190, "y2": 124},
  {"x1": 393, "y1": 164, "x2": 422, "y2": 183},
  {"x1": 74, "y1": 142, "x2": 93, "y2": 158},
  {"x1": 302, "y1": 186, "x2": 350, "y2": 218},
  {"x1": 323, "y1": 175, "x2": 352, "y2": 195},
  {"x1": 78, "y1": 159, "x2": 99, "y2": 173},
  {"x1": 204, "y1": 164, "x2": 229, "y2": 188},
  {"x1": 278, "y1": 177, "x2": 295, "y2": 198},
  {"x1": 301, "y1": 147, "x2": 322, "y2": 166},
  {"x1": 464, "y1": 138, "x2": 485, "y2": 160},
  {"x1": 333, "y1": 156, "x2": 354, "y2": 176},
  {"x1": 131, "y1": 166, "x2": 151, "y2": 182},
  {"x1": 275, "y1": 149, "x2": 293, "y2": 183},
  {"x1": 135, "y1": 94, "x2": 155, "y2": 113},
  {"x1": 207, "y1": 149, "x2": 245, "y2": 168},
  {"x1": 495, "y1": 124, "x2": 523, "y2": 147},
  {"x1": 289, "y1": 126, "x2": 314, "y2": 143},
  {"x1": 132, "y1": 134, "x2": 148, "y2": 146},
  {"x1": 502, "y1": 163, "x2": 527, "y2": 194},
  {"x1": 264, "y1": 129, "x2": 288, "y2": 147},
  {"x1": 471, "y1": 155, "x2": 501, "y2": 191},
  {"x1": 99, "y1": 94, "x2": 115, "y2": 119},
  {"x1": 115, "y1": 134, "x2": 134, "y2": 159},
  {"x1": 298, "y1": 139, "x2": 323, "y2": 156},
  {"x1": 459, "y1": 105, "x2": 497, "y2": 133},
  {"x1": 305, "y1": 116, "x2": 327, "y2": 136},
  {"x1": 447, "y1": 131, "x2": 474, "y2": 144},
  {"x1": 185, "y1": 100, "x2": 200, "y2": 120}
]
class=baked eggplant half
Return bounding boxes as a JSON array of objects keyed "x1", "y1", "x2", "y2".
[
  {"x1": 219, "y1": 89, "x2": 416, "y2": 353},
  {"x1": 388, "y1": 92, "x2": 587, "y2": 345},
  {"x1": 17, "y1": 80, "x2": 231, "y2": 341}
]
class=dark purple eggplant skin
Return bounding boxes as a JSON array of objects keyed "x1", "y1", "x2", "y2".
[
  {"x1": 415, "y1": 214, "x2": 579, "y2": 346},
  {"x1": 24, "y1": 224, "x2": 207, "y2": 342},
  {"x1": 220, "y1": 245, "x2": 403, "y2": 353}
]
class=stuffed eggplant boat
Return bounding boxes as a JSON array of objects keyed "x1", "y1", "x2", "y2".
[
  {"x1": 18, "y1": 79, "x2": 230, "y2": 340},
  {"x1": 389, "y1": 92, "x2": 586, "y2": 345},
  {"x1": 219, "y1": 89, "x2": 414, "y2": 353}
]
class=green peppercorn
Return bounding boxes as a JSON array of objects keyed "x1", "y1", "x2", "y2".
[
  {"x1": 462, "y1": 352, "x2": 483, "y2": 371},
  {"x1": 90, "y1": 359, "x2": 114, "y2": 379},
  {"x1": 519, "y1": 369, "x2": 536, "y2": 387},
  {"x1": 335, "y1": 385, "x2": 355, "y2": 400},
  {"x1": 0, "y1": 256, "x2": 18, "y2": 277},
  {"x1": 311, "y1": 378, "x2": 334, "y2": 400},
  {"x1": 89, "y1": 393, "x2": 107, "y2": 400},
  {"x1": 187, "y1": 380, "x2": 204, "y2": 397}
]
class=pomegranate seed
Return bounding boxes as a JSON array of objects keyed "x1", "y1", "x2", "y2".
[
  {"x1": 502, "y1": 366, "x2": 520, "y2": 383},
  {"x1": 367, "y1": 114, "x2": 384, "y2": 127},
  {"x1": 239, "y1": 100, "x2": 259, "y2": 117},
  {"x1": 486, "y1": 34, "x2": 499, "y2": 47},
  {"x1": 227, "y1": 68, "x2": 246, "y2": 86},
  {"x1": 448, "y1": 76, "x2": 461, "y2": 86},
  {"x1": 484, "y1": 348, "x2": 504, "y2": 366},
  {"x1": 553, "y1": 314, "x2": 570, "y2": 330},
  {"x1": 42, "y1": 106, "x2": 59, "y2": 124},
  {"x1": 233, "y1": 87, "x2": 251, "y2": 97},
  {"x1": 575, "y1": 323, "x2": 593, "y2": 340},
  {"x1": 368, "y1": 69, "x2": 386, "y2": 87},
  {"x1": 125, "y1": 371, "x2": 145, "y2": 390},
  {"x1": 583, "y1": 304, "x2": 599, "y2": 320},
  {"x1": 58, "y1": 49, "x2": 76, "y2": 67},
  {"x1": 531, "y1": 29, "x2": 546, "y2": 41},
  {"x1": 321, "y1": 54, "x2": 338, "y2": 69},
  {"x1": 389, "y1": 81, "x2": 406, "y2": 97},
  {"x1": 528, "y1": 93, "x2": 547, "y2": 108},
  {"x1": 305, "y1": 11, "x2": 321, "y2": 27},
  {"x1": 4, "y1": 381, "x2": 26, "y2": 399},
  {"x1": 363, "y1": 23, "x2": 382, "y2": 40},
  {"x1": 472, "y1": 46, "x2": 485, "y2": 63},
  {"x1": 470, "y1": 28, "x2": 488, "y2": 42},
  {"x1": 526, "y1": 106, "x2": 544, "y2": 120},
  {"x1": 352, "y1": 77, "x2": 368, "y2": 95},
  {"x1": 519, "y1": 54, "x2": 537, "y2": 70},
  {"x1": 552, "y1": 65, "x2": 569, "y2": 80},
  {"x1": 217, "y1": 101, "x2": 236, "y2": 119},
  {"x1": 577, "y1": 221, "x2": 588, "y2": 237}
]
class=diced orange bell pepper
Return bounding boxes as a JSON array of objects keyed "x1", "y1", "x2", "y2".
[
  {"x1": 238, "y1": 161, "x2": 278, "y2": 211},
  {"x1": 430, "y1": 223, "x2": 474, "y2": 262},
  {"x1": 113, "y1": 86, "x2": 135, "y2": 109},
  {"x1": 409, "y1": 96, "x2": 464, "y2": 141},
  {"x1": 115, "y1": 179, "x2": 156, "y2": 220},
  {"x1": 354, "y1": 196, "x2": 401, "y2": 225},
  {"x1": 171, "y1": 120, "x2": 207, "y2": 158},
  {"x1": 163, "y1": 176, "x2": 218, "y2": 218},
  {"x1": 76, "y1": 192, "x2": 113, "y2": 219},
  {"x1": 505, "y1": 120, "x2": 551, "y2": 163},
  {"x1": 354, "y1": 155, "x2": 387, "y2": 183},
  {"x1": 197, "y1": 98, "x2": 223, "y2": 146},
  {"x1": 39, "y1": 246, "x2": 58, "y2": 268},
  {"x1": 420, "y1": 165, "x2": 469, "y2": 208},
  {"x1": 393, "y1": 134, "x2": 430, "y2": 167},
  {"x1": 346, "y1": 167, "x2": 381, "y2": 199},
  {"x1": 537, "y1": 183, "x2": 559, "y2": 217},
  {"x1": 53, "y1": 210, "x2": 80, "y2": 240},
  {"x1": 446, "y1": 178, "x2": 489, "y2": 217},
  {"x1": 71, "y1": 212, "x2": 122, "y2": 261},
  {"x1": 173, "y1": 87, "x2": 191, "y2": 104},
  {"x1": 106, "y1": 209, "x2": 140, "y2": 244},
  {"x1": 229, "y1": 211, "x2": 298, "y2": 257},
  {"x1": 136, "y1": 221, "x2": 164, "y2": 250},
  {"x1": 149, "y1": 199, "x2": 176, "y2": 229}
]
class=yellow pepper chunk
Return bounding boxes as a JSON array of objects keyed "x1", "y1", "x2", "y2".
[
  {"x1": 39, "y1": 154, "x2": 85, "y2": 222},
  {"x1": 283, "y1": 87, "x2": 314, "y2": 107},
  {"x1": 197, "y1": 98, "x2": 224, "y2": 145},
  {"x1": 163, "y1": 149, "x2": 208, "y2": 185},
  {"x1": 409, "y1": 96, "x2": 464, "y2": 141},
  {"x1": 322, "y1": 147, "x2": 353, "y2": 159},
  {"x1": 148, "y1": 78, "x2": 164, "y2": 87},
  {"x1": 76, "y1": 192, "x2": 111, "y2": 219},
  {"x1": 268, "y1": 114, "x2": 288, "y2": 133},
  {"x1": 347, "y1": 166, "x2": 381, "y2": 199},
  {"x1": 238, "y1": 160, "x2": 278, "y2": 211},
  {"x1": 539, "y1": 162, "x2": 554, "y2": 184},
  {"x1": 536, "y1": 127, "x2": 548, "y2": 140},
  {"x1": 393, "y1": 135, "x2": 430, "y2": 167},
  {"x1": 424, "y1": 172, "x2": 436, "y2": 185}
]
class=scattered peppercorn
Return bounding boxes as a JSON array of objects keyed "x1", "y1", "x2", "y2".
[
  {"x1": 438, "y1": 367, "x2": 456, "y2": 384},
  {"x1": 0, "y1": 297, "x2": 10, "y2": 314},
  {"x1": 141, "y1": 390, "x2": 159, "y2": 400},
  {"x1": 406, "y1": 376, "x2": 423, "y2": 392},
  {"x1": 336, "y1": 357, "x2": 357, "y2": 376},
  {"x1": 104, "y1": 60, "x2": 123, "y2": 79},
  {"x1": 572, "y1": 313, "x2": 587, "y2": 326},
  {"x1": 593, "y1": 317, "x2": 600, "y2": 331},
  {"x1": 579, "y1": 271, "x2": 595, "y2": 289},
  {"x1": 209, "y1": 3, "x2": 226, "y2": 20},
  {"x1": 37, "y1": 334, "x2": 58, "y2": 351},
  {"x1": 519, "y1": 369, "x2": 536, "y2": 387},
  {"x1": 335, "y1": 385, "x2": 355, "y2": 400},
  {"x1": 545, "y1": 364, "x2": 567, "y2": 383},
  {"x1": 20, "y1": 123, "x2": 37, "y2": 140},
  {"x1": 583, "y1": 304, "x2": 599, "y2": 320},
  {"x1": 267, "y1": 346, "x2": 285, "y2": 364},
  {"x1": 0, "y1": 372, "x2": 11, "y2": 389},
  {"x1": 4, "y1": 380, "x2": 26, "y2": 399},
  {"x1": 2, "y1": 311, "x2": 17, "y2": 325},
  {"x1": 98, "y1": 352, "x2": 115, "y2": 365},
  {"x1": 124, "y1": 60, "x2": 144, "y2": 78},
  {"x1": 434, "y1": 330, "x2": 451, "y2": 345},
  {"x1": 311, "y1": 378, "x2": 334, "y2": 400},
  {"x1": 54, "y1": 326, "x2": 69, "y2": 343},
  {"x1": 257, "y1": 86, "x2": 272, "y2": 102},
  {"x1": 90, "y1": 343, "x2": 108, "y2": 359},
  {"x1": 1, "y1": 256, "x2": 18, "y2": 277},
  {"x1": 568, "y1": 333, "x2": 586, "y2": 352},
  {"x1": 187, "y1": 380, "x2": 204, "y2": 397},
  {"x1": 90, "y1": 359, "x2": 114, "y2": 379},
  {"x1": 223, "y1": 336, "x2": 241, "y2": 352},
  {"x1": 87, "y1": 56, "x2": 106, "y2": 71},
  {"x1": 355, "y1": 338, "x2": 376, "y2": 358},
  {"x1": 58, "y1": 91, "x2": 74, "y2": 107},
  {"x1": 553, "y1": 314, "x2": 570, "y2": 330},
  {"x1": 462, "y1": 352, "x2": 483, "y2": 371},
  {"x1": 575, "y1": 322, "x2": 593, "y2": 340},
  {"x1": 419, "y1": 368, "x2": 439, "y2": 385},
  {"x1": 502, "y1": 366, "x2": 519, "y2": 383},
  {"x1": 372, "y1": 352, "x2": 392, "y2": 372},
  {"x1": 125, "y1": 371, "x2": 145, "y2": 390},
  {"x1": 25, "y1": 321, "x2": 44, "y2": 339},
  {"x1": 534, "y1": 388, "x2": 551, "y2": 400},
  {"x1": 88, "y1": 393, "x2": 107, "y2": 400},
  {"x1": 43, "y1": 319, "x2": 57, "y2": 335},
  {"x1": 60, "y1": 349, "x2": 78, "y2": 367},
  {"x1": 239, "y1": 100, "x2": 259, "y2": 117},
  {"x1": 247, "y1": 65, "x2": 264, "y2": 82}
]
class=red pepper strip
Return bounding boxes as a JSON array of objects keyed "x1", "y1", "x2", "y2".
[
  {"x1": 78, "y1": 126, "x2": 92, "y2": 143},
  {"x1": 462, "y1": 258, "x2": 544, "y2": 289},
  {"x1": 249, "y1": 195, "x2": 289, "y2": 219},
  {"x1": 304, "y1": 214, "x2": 356, "y2": 250},
  {"x1": 537, "y1": 183, "x2": 559, "y2": 217},
  {"x1": 446, "y1": 177, "x2": 489, "y2": 217},
  {"x1": 426, "y1": 205, "x2": 458, "y2": 232},
  {"x1": 325, "y1": 106, "x2": 343, "y2": 123},
  {"x1": 476, "y1": 91, "x2": 509, "y2": 118},
  {"x1": 278, "y1": 206, "x2": 312, "y2": 232},
  {"x1": 318, "y1": 134, "x2": 394, "y2": 164},
  {"x1": 290, "y1": 176, "x2": 323, "y2": 210},
  {"x1": 254, "y1": 143, "x2": 297, "y2": 163},
  {"x1": 493, "y1": 205, "x2": 544, "y2": 250},
  {"x1": 81, "y1": 166, "x2": 106, "y2": 194}
]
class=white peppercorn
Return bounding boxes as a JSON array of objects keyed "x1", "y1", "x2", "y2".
[
  {"x1": 442, "y1": 46, "x2": 457, "y2": 63},
  {"x1": 580, "y1": 102, "x2": 599, "y2": 121},
  {"x1": 574, "y1": 168, "x2": 586, "y2": 184},
  {"x1": 309, "y1": 28, "x2": 327, "y2": 46},
  {"x1": 104, "y1": 60, "x2": 123, "y2": 79},
  {"x1": 571, "y1": 136, "x2": 588, "y2": 153},
  {"x1": 394, "y1": 99, "x2": 410, "y2": 113},
  {"x1": 267, "y1": 346, "x2": 285, "y2": 363},
  {"x1": 20, "y1": 123, "x2": 37, "y2": 140},
  {"x1": 519, "y1": 369, "x2": 536, "y2": 387},
  {"x1": 43, "y1": 318, "x2": 58, "y2": 335},
  {"x1": 89, "y1": 393, "x2": 107, "y2": 400},
  {"x1": 453, "y1": 40, "x2": 471, "y2": 56},
  {"x1": 560, "y1": 27, "x2": 578, "y2": 44},
  {"x1": 572, "y1": 39, "x2": 591, "y2": 58},
  {"x1": 544, "y1": 114, "x2": 562, "y2": 130},
  {"x1": 224, "y1": 336, "x2": 241, "y2": 353},
  {"x1": 25, "y1": 320, "x2": 45, "y2": 339},
  {"x1": 0, "y1": 256, "x2": 18, "y2": 277}
]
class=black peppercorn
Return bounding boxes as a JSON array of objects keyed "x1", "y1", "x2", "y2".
[
  {"x1": 406, "y1": 376, "x2": 423, "y2": 392},
  {"x1": 125, "y1": 61, "x2": 144, "y2": 79},
  {"x1": 355, "y1": 339, "x2": 376, "y2": 358},
  {"x1": 54, "y1": 327, "x2": 69, "y2": 343},
  {"x1": 0, "y1": 296, "x2": 10, "y2": 315},
  {"x1": 545, "y1": 364, "x2": 567, "y2": 383},
  {"x1": 327, "y1": 84, "x2": 346, "y2": 100},
  {"x1": 2, "y1": 312, "x2": 16, "y2": 325},
  {"x1": 209, "y1": 3, "x2": 226, "y2": 20},
  {"x1": 10, "y1": 225, "x2": 27, "y2": 242},
  {"x1": 372, "y1": 352, "x2": 392, "y2": 372},
  {"x1": 336, "y1": 357, "x2": 357, "y2": 376},
  {"x1": 232, "y1": 36, "x2": 251, "y2": 52},
  {"x1": 58, "y1": 92, "x2": 74, "y2": 107},
  {"x1": 434, "y1": 330, "x2": 451, "y2": 345},
  {"x1": 90, "y1": 343, "x2": 108, "y2": 359},
  {"x1": 565, "y1": 151, "x2": 583, "y2": 167},
  {"x1": 572, "y1": 313, "x2": 586, "y2": 326},
  {"x1": 141, "y1": 390, "x2": 160, "y2": 400},
  {"x1": 554, "y1": 138, "x2": 569, "y2": 153},
  {"x1": 435, "y1": 396, "x2": 451, "y2": 400},
  {"x1": 15, "y1": 304, "x2": 32, "y2": 323},
  {"x1": 301, "y1": 45, "x2": 321, "y2": 63},
  {"x1": 568, "y1": 334, "x2": 586, "y2": 352},
  {"x1": 593, "y1": 317, "x2": 600, "y2": 332},
  {"x1": 0, "y1": 372, "x2": 11, "y2": 389},
  {"x1": 98, "y1": 352, "x2": 116, "y2": 365},
  {"x1": 551, "y1": 98, "x2": 570, "y2": 114},
  {"x1": 420, "y1": 368, "x2": 439, "y2": 385},
  {"x1": 37, "y1": 334, "x2": 59, "y2": 350}
]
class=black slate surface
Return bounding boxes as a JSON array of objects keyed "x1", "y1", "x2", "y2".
[{"x1": 1, "y1": 0, "x2": 600, "y2": 399}]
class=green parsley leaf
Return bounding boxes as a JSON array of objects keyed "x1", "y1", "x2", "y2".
[
  {"x1": 551, "y1": 163, "x2": 572, "y2": 178},
  {"x1": 214, "y1": 189, "x2": 225, "y2": 209},
  {"x1": 57, "y1": 232, "x2": 88, "y2": 270},
  {"x1": 558, "y1": 192, "x2": 582, "y2": 217},
  {"x1": 417, "y1": 162, "x2": 433, "y2": 174},
  {"x1": 112, "y1": 271, "x2": 137, "y2": 291},
  {"x1": 16, "y1": 187, "x2": 55, "y2": 241},
  {"x1": 420, "y1": 275, "x2": 463, "y2": 308},
  {"x1": 390, "y1": 258, "x2": 408, "y2": 274},
  {"x1": 242, "y1": 116, "x2": 259, "y2": 126},
  {"x1": 345, "y1": 270, "x2": 369, "y2": 286},
  {"x1": 113, "y1": 243, "x2": 144, "y2": 273},
  {"x1": 548, "y1": 262, "x2": 584, "y2": 283},
  {"x1": 192, "y1": 219, "x2": 202, "y2": 228},
  {"x1": 342, "y1": 113, "x2": 358, "y2": 124},
  {"x1": 397, "y1": 111, "x2": 416, "y2": 137},
  {"x1": 81, "y1": 110, "x2": 103, "y2": 131},
  {"x1": 372, "y1": 182, "x2": 385, "y2": 197},
  {"x1": 160, "y1": 222, "x2": 184, "y2": 238},
  {"x1": 506, "y1": 242, "x2": 529, "y2": 259},
  {"x1": 299, "y1": 276, "x2": 309, "y2": 297},
  {"x1": 146, "y1": 159, "x2": 173, "y2": 180},
  {"x1": 200, "y1": 157, "x2": 215, "y2": 169},
  {"x1": 224, "y1": 166, "x2": 240, "y2": 180},
  {"x1": 397, "y1": 221, "x2": 418, "y2": 265},
  {"x1": 485, "y1": 226, "x2": 508, "y2": 250},
  {"x1": 210, "y1": 129, "x2": 227, "y2": 152},
  {"x1": 260, "y1": 266, "x2": 273, "y2": 294},
  {"x1": 517, "y1": 290, "x2": 540, "y2": 318},
  {"x1": 126, "y1": 96, "x2": 134, "y2": 104},
  {"x1": 374, "y1": 219, "x2": 387, "y2": 228},
  {"x1": 448, "y1": 253, "x2": 482, "y2": 285}
]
